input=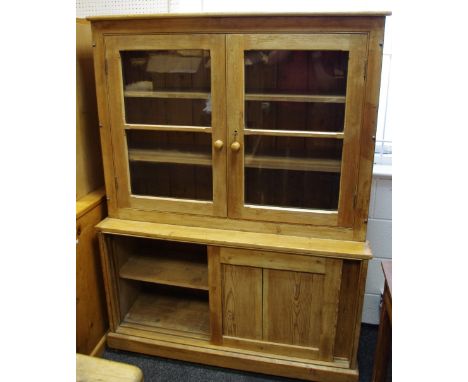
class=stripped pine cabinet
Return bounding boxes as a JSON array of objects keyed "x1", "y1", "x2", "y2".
[{"x1": 90, "y1": 11, "x2": 389, "y2": 382}]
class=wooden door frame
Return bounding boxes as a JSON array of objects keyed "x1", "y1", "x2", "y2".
[
  {"x1": 226, "y1": 33, "x2": 368, "y2": 227},
  {"x1": 105, "y1": 34, "x2": 227, "y2": 217}
]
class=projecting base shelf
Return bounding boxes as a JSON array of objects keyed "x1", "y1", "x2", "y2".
[{"x1": 106, "y1": 332, "x2": 359, "y2": 382}]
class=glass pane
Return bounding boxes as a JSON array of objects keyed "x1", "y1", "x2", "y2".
[
  {"x1": 125, "y1": 98, "x2": 210, "y2": 126},
  {"x1": 245, "y1": 101, "x2": 345, "y2": 132},
  {"x1": 245, "y1": 50, "x2": 348, "y2": 95},
  {"x1": 121, "y1": 50, "x2": 211, "y2": 126},
  {"x1": 244, "y1": 136, "x2": 342, "y2": 210},
  {"x1": 245, "y1": 50, "x2": 348, "y2": 134},
  {"x1": 127, "y1": 130, "x2": 212, "y2": 200}
]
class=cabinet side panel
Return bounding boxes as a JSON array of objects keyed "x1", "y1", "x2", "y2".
[
  {"x1": 319, "y1": 259, "x2": 343, "y2": 361},
  {"x1": 98, "y1": 233, "x2": 120, "y2": 331},
  {"x1": 91, "y1": 25, "x2": 118, "y2": 214},
  {"x1": 222, "y1": 264, "x2": 262, "y2": 340},
  {"x1": 208, "y1": 246, "x2": 223, "y2": 344},
  {"x1": 76, "y1": 201, "x2": 108, "y2": 354},
  {"x1": 333, "y1": 260, "x2": 362, "y2": 360},
  {"x1": 76, "y1": 20, "x2": 104, "y2": 200},
  {"x1": 353, "y1": 21, "x2": 386, "y2": 240}
]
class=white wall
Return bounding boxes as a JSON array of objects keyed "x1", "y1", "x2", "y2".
[{"x1": 362, "y1": 172, "x2": 392, "y2": 324}]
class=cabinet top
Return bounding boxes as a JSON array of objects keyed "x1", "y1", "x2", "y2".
[
  {"x1": 96, "y1": 218, "x2": 372, "y2": 260},
  {"x1": 87, "y1": 10, "x2": 391, "y2": 22}
]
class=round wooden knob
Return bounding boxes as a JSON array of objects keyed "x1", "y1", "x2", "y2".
[
  {"x1": 230, "y1": 141, "x2": 241, "y2": 152},
  {"x1": 213, "y1": 140, "x2": 224, "y2": 150}
]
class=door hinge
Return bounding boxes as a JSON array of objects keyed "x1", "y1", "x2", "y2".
[
  {"x1": 363, "y1": 59, "x2": 368, "y2": 80},
  {"x1": 105, "y1": 58, "x2": 108, "y2": 76},
  {"x1": 114, "y1": 176, "x2": 118, "y2": 191}
]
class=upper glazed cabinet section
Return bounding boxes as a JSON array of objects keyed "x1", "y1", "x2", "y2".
[{"x1": 102, "y1": 31, "x2": 370, "y2": 230}]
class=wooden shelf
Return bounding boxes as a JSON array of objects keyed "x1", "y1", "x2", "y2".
[
  {"x1": 128, "y1": 149, "x2": 212, "y2": 166},
  {"x1": 124, "y1": 90, "x2": 210, "y2": 100},
  {"x1": 122, "y1": 291, "x2": 210, "y2": 337},
  {"x1": 245, "y1": 155, "x2": 341, "y2": 173},
  {"x1": 120, "y1": 254, "x2": 208, "y2": 291},
  {"x1": 244, "y1": 129, "x2": 344, "y2": 139},
  {"x1": 129, "y1": 149, "x2": 340, "y2": 173},
  {"x1": 124, "y1": 90, "x2": 345, "y2": 104},
  {"x1": 125, "y1": 124, "x2": 212, "y2": 133},
  {"x1": 245, "y1": 93, "x2": 346, "y2": 104}
]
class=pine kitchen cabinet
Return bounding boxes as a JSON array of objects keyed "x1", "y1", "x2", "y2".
[{"x1": 90, "y1": 11, "x2": 389, "y2": 381}]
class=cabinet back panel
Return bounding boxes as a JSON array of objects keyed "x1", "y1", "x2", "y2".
[
  {"x1": 245, "y1": 50, "x2": 348, "y2": 95},
  {"x1": 245, "y1": 168, "x2": 340, "y2": 210},
  {"x1": 130, "y1": 162, "x2": 213, "y2": 200},
  {"x1": 246, "y1": 101, "x2": 345, "y2": 132},
  {"x1": 125, "y1": 98, "x2": 210, "y2": 126}
]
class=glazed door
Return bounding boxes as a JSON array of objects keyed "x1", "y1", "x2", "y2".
[
  {"x1": 226, "y1": 34, "x2": 368, "y2": 227},
  {"x1": 105, "y1": 34, "x2": 227, "y2": 217}
]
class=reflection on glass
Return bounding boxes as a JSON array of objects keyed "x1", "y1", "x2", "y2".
[
  {"x1": 245, "y1": 50, "x2": 348, "y2": 95},
  {"x1": 244, "y1": 136, "x2": 343, "y2": 210},
  {"x1": 125, "y1": 98, "x2": 210, "y2": 126},
  {"x1": 121, "y1": 50, "x2": 211, "y2": 126},
  {"x1": 245, "y1": 101, "x2": 345, "y2": 132},
  {"x1": 127, "y1": 130, "x2": 212, "y2": 200}
]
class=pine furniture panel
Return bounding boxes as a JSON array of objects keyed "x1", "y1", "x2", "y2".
[{"x1": 90, "y1": 12, "x2": 388, "y2": 382}]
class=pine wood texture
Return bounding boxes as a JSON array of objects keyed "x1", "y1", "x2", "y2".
[
  {"x1": 76, "y1": 19, "x2": 103, "y2": 200},
  {"x1": 220, "y1": 248, "x2": 342, "y2": 361},
  {"x1": 222, "y1": 264, "x2": 263, "y2": 340},
  {"x1": 99, "y1": 232, "x2": 369, "y2": 381},
  {"x1": 76, "y1": 188, "x2": 106, "y2": 219},
  {"x1": 76, "y1": 353, "x2": 143, "y2": 382},
  {"x1": 105, "y1": 33, "x2": 227, "y2": 217},
  {"x1": 90, "y1": 13, "x2": 385, "y2": 382},
  {"x1": 108, "y1": 331, "x2": 359, "y2": 381},
  {"x1": 122, "y1": 291, "x2": 210, "y2": 337},
  {"x1": 88, "y1": 11, "x2": 391, "y2": 22},
  {"x1": 353, "y1": 18, "x2": 386, "y2": 240},
  {"x1": 76, "y1": 191, "x2": 108, "y2": 355},
  {"x1": 96, "y1": 218, "x2": 372, "y2": 260},
  {"x1": 119, "y1": 253, "x2": 208, "y2": 290},
  {"x1": 91, "y1": 14, "x2": 385, "y2": 241},
  {"x1": 220, "y1": 247, "x2": 326, "y2": 273},
  {"x1": 207, "y1": 246, "x2": 223, "y2": 344}
]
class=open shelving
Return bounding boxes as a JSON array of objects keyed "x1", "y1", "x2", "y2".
[
  {"x1": 120, "y1": 253, "x2": 209, "y2": 291},
  {"x1": 107, "y1": 235, "x2": 210, "y2": 339},
  {"x1": 120, "y1": 285, "x2": 210, "y2": 339}
]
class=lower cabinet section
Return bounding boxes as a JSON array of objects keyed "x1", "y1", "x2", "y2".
[
  {"x1": 219, "y1": 248, "x2": 342, "y2": 362},
  {"x1": 98, "y1": 230, "x2": 369, "y2": 382}
]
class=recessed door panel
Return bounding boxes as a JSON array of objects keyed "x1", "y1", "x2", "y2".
[{"x1": 220, "y1": 248, "x2": 343, "y2": 361}]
